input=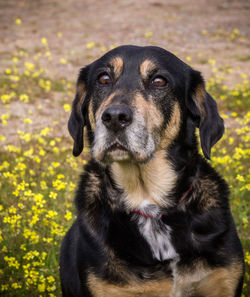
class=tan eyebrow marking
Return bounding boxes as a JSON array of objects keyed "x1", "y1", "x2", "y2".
[
  {"x1": 140, "y1": 59, "x2": 157, "y2": 80},
  {"x1": 76, "y1": 82, "x2": 86, "y2": 115},
  {"x1": 95, "y1": 92, "x2": 119, "y2": 120},
  {"x1": 109, "y1": 56, "x2": 124, "y2": 79},
  {"x1": 159, "y1": 102, "x2": 181, "y2": 149},
  {"x1": 193, "y1": 84, "x2": 206, "y2": 119},
  {"x1": 88, "y1": 99, "x2": 96, "y2": 130}
]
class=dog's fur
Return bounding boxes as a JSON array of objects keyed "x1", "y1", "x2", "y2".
[{"x1": 60, "y1": 45, "x2": 244, "y2": 297}]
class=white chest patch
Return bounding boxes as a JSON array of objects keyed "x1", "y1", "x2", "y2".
[{"x1": 132, "y1": 202, "x2": 179, "y2": 261}]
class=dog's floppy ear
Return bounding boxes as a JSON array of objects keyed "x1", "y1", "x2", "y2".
[
  {"x1": 186, "y1": 70, "x2": 224, "y2": 159},
  {"x1": 68, "y1": 66, "x2": 90, "y2": 157}
]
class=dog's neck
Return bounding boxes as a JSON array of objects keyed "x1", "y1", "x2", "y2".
[{"x1": 110, "y1": 150, "x2": 177, "y2": 210}]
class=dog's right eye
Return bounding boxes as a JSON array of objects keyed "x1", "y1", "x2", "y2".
[
  {"x1": 151, "y1": 76, "x2": 167, "y2": 88},
  {"x1": 98, "y1": 73, "x2": 112, "y2": 85}
]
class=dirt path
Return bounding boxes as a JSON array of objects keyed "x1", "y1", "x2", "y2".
[
  {"x1": 1, "y1": 0, "x2": 249, "y2": 76},
  {"x1": 0, "y1": 0, "x2": 249, "y2": 142}
]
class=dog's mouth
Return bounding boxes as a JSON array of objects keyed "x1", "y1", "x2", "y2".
[
  {"x1": 106, "y1": 142, "x2": 128, "y2": 153},
  {"x1": 103, "y1": 141, "x2": 131, "y2": 162},
  {"x1": 92, "y1": 112, "x2": 157, "y2": 163}
]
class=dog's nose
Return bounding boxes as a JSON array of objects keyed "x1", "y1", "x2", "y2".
[{"x1": 101, "y1": 105, "x2": 133, "y2": 132}]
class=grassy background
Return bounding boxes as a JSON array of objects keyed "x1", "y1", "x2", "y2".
[{"x1": 0, "y1": 2, "x2": 249, "y2": 296}]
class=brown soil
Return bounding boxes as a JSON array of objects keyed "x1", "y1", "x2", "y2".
[{"x1": 0, "y1": 0, "x2": 249, "y2": 142}]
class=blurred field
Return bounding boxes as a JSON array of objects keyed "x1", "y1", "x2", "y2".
[{"x1": 0, "y1": 0, "x2": 249, "y2": 296}]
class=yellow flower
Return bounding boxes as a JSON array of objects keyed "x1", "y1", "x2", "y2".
[
  {"x1": 52, "y1": 162, "x2": 60, "y2": 168},
  {"x1": 65, "y1": 210, "x2": 72, "y2": 221},
  {"x1": 40, "y1": 181, "x2": 48, "y2": 190},
  {"x1": 24, "y1": 148, "x2": 34, "y2": 157},
  {"x1": 33, "y1": 193, "x2": 45, "y2": 208},
  {"x1": 144, "y1": 32, "x2": 153, "y2": 38},
  {"x1": 242, "y1": 217, "x2": 248, "y2": 228},
  {"x1": 40, "y1": 127, "x2": 51, "y2": 136},
  {"x1": 30, "y1": 214, "x2": 39, "y2": 226},
  {"x1": 14, "y1": 162, "x2": 26, "y2": 171},
  {"x1": 63, "y1": 103, "x2": 71, "y2": 112},
  {"x1": 1, "y1": 94, "x2": 11, "y2": 104},
  {"x1": 236, "y1": 175, "x2": 245, "y2": 182},
  {"x1": 57, "y1": 32, "x2": 63, "y2": 38},
  {"x1": 1, "y1": 114, "x2": 10, "y2": 121},
  {"x1": 15, "y1": 18, "x2": 22, "y2": 25},
  {"x1": 233, "y1": 28, "x2": 240, "y2": 35},
  {"x1": 60, "y1": 58, "x2": 67, "y2": 64},
  {"x1": 57, "y1": 174, "x2": 64, "y2": 179},
  {"x1": 19, "y1": 94, "x2": 29, "y2": 103},
  {"x1": 52, "y1": 179, "x2": 66, "y2": 191},
  {"x1": 86, "y1": 42, "x2": 96, "y2": 49},
  {"x1": 49, "y1": 192, "x2": 57, "y2": 199},
  {"x1": 41, "y1": 37, "x2": 47, "y2": 45},
  {"x1": 12, "y1": 57, "x2": 19, "y2": 63},
  {"x1": 38, "y1": 283, "x2": 46, "y2": 292},
  {"x1": 1, "y1": 284, "x2": 9, "y2": 291},
  {"x1": 4, "y1": 256, "x2": 20, "y2": 269},
  {"x1": 18, "y1": 203, "x2": 24, "y2": 209},
  {"x1": 9, "y1": 206, "x2": 17, "y2": 214},
  {"x1": 101, "y1": 45, "x2": 107, "y2": 53},
  {"x1": 2, "y1": 245, "x2": 7, "y2": 252},
  {"x1": 23, "y1": 118, "x2": 32, "y2": 124},
  {"x1": 47, "y1": 276, "x2": 55, "y2": 283},
  {"x1": 39, "y1": 149, "x2": 46, "y2": 156},
  {"x1": 46, "y1": 210, "x2": 58, "y2": 219},
  {"x1": 17, "y1": 131, "x2": 32, "y2": 142},
  {"x1": 49, "y1": 140, "x2": 56, "y2": 147},
  {"x1": 33, "y1": 156, "x2": 41, "y2": 163},
  {"x1": 69, "y1": 182, "x2": 76, "y2": 192},
  {"x1": 11, "y1": 282, "x2": 22, "y2": 289},
  {"x1": 25, "y1": 62, "x2": 35, "y2": 71},
  {"x1": 245, "y1": 252, "x2": 250, "y2": 265},
  {"x1": 9, "y1": 75, "x2": 20, "y2": 82},
  {"x1": 20, "y1": 244, "x2": 26, "y2": 251},
  {"x1": 52, "y1": 147, "x2": 60, "y2": 154},
  {"x1": 47, "y1": 285, "x2": 56, "y2": 292},
  {"x1": 208, "y1": 59, "x2": 216, "y2": 66},
  {"x1": 43, "y1": 237, "x2": 53, "y2": 243}
]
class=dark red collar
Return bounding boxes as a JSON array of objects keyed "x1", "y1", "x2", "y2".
[
  {"x1": 130, "y1": 209, "x2": 157, "y2": 219},
  {"x1": 130, "y1": 186, "x2": 193, "y2": 219},
  {"x1": 178, "y1": 185, "x2": 193, "y2": 204}
]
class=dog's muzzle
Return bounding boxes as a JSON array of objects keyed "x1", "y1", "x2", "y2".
[{"x1": 92, "y1": 104, "x2": 156, "y2": 163}]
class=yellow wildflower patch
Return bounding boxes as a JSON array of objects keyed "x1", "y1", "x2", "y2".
[{"x1": 0, "y1": 27, "x2": 249, "y2": 297}]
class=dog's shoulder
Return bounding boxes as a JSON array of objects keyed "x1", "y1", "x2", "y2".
[
  {"x1": 74, "y1": 159, "x2": 122, "y2": 218},
  {"x1": 186, "y1": 156, "x2": 229, "y2": 212}
]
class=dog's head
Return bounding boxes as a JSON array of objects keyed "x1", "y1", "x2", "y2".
[{"x1": 68, "y1": 45, "x2": 224, "y2": 163}]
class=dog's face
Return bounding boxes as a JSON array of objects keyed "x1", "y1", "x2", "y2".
[{"x1": 68, "y1": 45, "x2": 224, "y2": 163}]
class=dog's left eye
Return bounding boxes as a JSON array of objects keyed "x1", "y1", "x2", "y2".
[
  {"x1": 152, "y1": 76, "x2": 167, "y2": 87},
  {"x1": 98, "y1": 73, "x2": 112, "y2": 85}
]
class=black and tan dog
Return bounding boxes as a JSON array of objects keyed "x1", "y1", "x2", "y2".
[{"x1": 60, "y1": 45, "x2": 244, "y2": 297}]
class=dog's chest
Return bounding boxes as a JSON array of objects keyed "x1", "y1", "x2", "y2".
[
  {"x1": 136, "y1": 216, "x2": 178, "y2": 261},
  {"x1": 131, "y1": 204, "x2": 178, "y2": 262}
]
